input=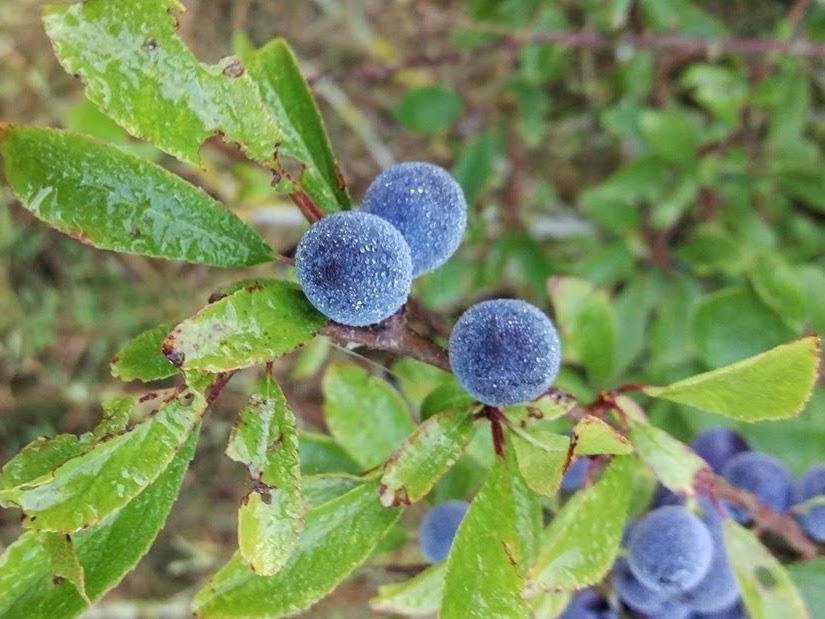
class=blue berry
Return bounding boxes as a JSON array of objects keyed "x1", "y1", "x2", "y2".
[
  {"x1": 647, "y1": 599, "x2": 692, "y2": 619},
  {"x1": 792, "y1": 463, "x2": 825, "y2": 542},
  {"x1": 559, "y1": 588, "x2": 616, "y2": 619},
  {"x1": 627, "y1": 506, "x2": 713, "y2": 594},
  {"x1": 614, "y1": 558, "x2": 668, "y2": 614},
  {"x1": 560, "y1": 457, "x2": 589, "y2": 492},
  {"x1": 651, "y1": 483, "x2": 685, "y2": 508},
  {"x1": 691, "y1": 427, "x2": 750, "y2": 473},
  {"x1": 295, "y1": 211, "x2": 412, "y2": 327},
  {"x1": 693, "y1": 600, "x2": 748, "y2": 619},
  {"x1": 362, "y1": 162, "x2": 467, "y2": 276},
  {"x1": 721, "y1": 452, "x2": 791, "y2": 522},
  {"x1": 448, "y1": 299, "x2": 562, "y2": 407},
  {"x1": 419, "y1": 500, "x2": 469, "y2": 562},
  {"x1": 678, "y1": 504, "x2": 739, "y2": 613}
]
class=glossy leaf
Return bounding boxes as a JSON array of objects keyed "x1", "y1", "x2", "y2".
[
  {"x1": 379, "y1": 405, "x2": 476, "y2": 507},
  {"x1": 724, "y1": 519, "x2": 809, "y2": 619},
  {"x1": 441, "y1": 453, "x2": 532, "y2": 619},
  {"x1": 531, "y1": 591, "x2": 572, "y2": 619},
  {"x1": 193, "y1": 481, "x2": 401, "y2": 618},
  {"x1": 43, "y1": 0, "x2": 281, "y2": 167},
  {"x1": 164, "y1": 280, "x2": 326, "y2": 373},
  {"x1": 111, "y1": 322, "x2": 177, "y2": 382},
  {"x1": 644, "y1": 336, "x2": 820, "y2": 421},
  {"x1": 322, "y1": 363, "x2": 415, "y2": 469},
  {"x1": 573, "y1": 415, "x2": 633, "y2": 455},
  {"x1": 302, "y1": 474, "x2": 362, "y2": 508},
  {"x1": 1, "y1": 389, "x2": 204, "y2": 532},
  {"x1": 629, "y1": 420, "x2": 706, "y2": 495},
  {"x1": 510, "y1": 426, "x2": 570, "y2": 497},
  {"x1": 245, "y1": 39, "x2": 349, "y2": 213},
  {"x1": 370, "y1": 562, "x2": 446, "y2": 616},
  {"x1": 548, "y1": 276, "x2": 617, "y2": 386},
  {"x1": 0, "y1": 125, "x2": 273, "y2": 266},
  {"x1": 0, "y1": 428, "x2": 199, "y2": 617},
  {"x1": 528, "y1": 457, "x2": 631, "y2": 593},
  {"x1": 38, "y1": 532, "x2": 90, "y2": 604},
  {"x1": 227, "y1": 377, "x2": 304, "y2": 576}
]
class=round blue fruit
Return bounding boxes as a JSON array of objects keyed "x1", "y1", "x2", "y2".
[
  {"x1": 693, "y1": 600, "x2": 747, "y2": 619},
  {"x1": 614, "y1": 558, "x2": 668, "y2": 614},
  {"x1": 691, "y1": 427, "x2": 750, "y2": 473},
  {"x1": 792, "y1": 463, "x2": 825, "y2": 542},
  {"x1": 362, "y1": 162, "x2": 467, "y2": 276},
  {"x1": 721, "y1": 452, "x2": 791, "y2": 522},
  {"x1": 295, "y1": 211, "x2": 412, "y2": 327},
  {"x1": 560, "y1": 457, "x2": 589, "y2": 492},
  {"x1": 559, "y1": 588, "x2": 617, "y2": 619},
  {"x1": 448, "y1": 299, "x2": 562, "y2": 407},
  {"x1": 678, "y1": 504, "x2": 739, "y2": 613},
  {"x1": 627, "y1": 506, "x2": 714, "y2": 594},
  {"x1": 419, "y1": 500, "x2": 469, "y2": 562}
]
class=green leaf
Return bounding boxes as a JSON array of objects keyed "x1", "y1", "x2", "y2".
[
  {"x1": 573, "y1": 415, "x2": 633, "y2": 455},
  {"x1": 369, "y1": 562, "x2": 446, "y2": 616},
  {"x1": 227, "y1": 377, "x2": 304, "y2": 576},
  {"x1": 505, "y1": 390, "x2": 579, "y2": 422},
  {"x1": 0, "y1": 427, "x2": 199, "y2": 617},
  {"x1": 1, "y1": 389, "x2": 204, "y2": 532},
  {"x1": 322, "y1": 363, "x2": 415, "y2": 469},
  {"x1": 379, "y1": 405, "x2": 476, "y2": 506},
  {"x1": 302, "y1": 474, "x2": 362, "y2": 508},
  {"x1": 452, "y1": 129, "x2": 499, "y2": 204},
  {"x1": 528, "y1": 457, "x2": 631, "y2": 593},
  {"x1": 244, "y1": 39, "x2": 350, "y2": 213},
  {"x1": 724, "y1": 519, "x2": 809, "y2": 619},
  {"x1": 643, "y1": 336, "x2": 820, "y2": 421},
  {"x1": 298, "y1": 431, "x2": 360, "y2": 475},
  {"x1": 639, "y1": 107, "x2": 700, "y2": 163},
  {"x1": 750, "y1": 254, "x2": 808, "y2": 330},
  {"x1": 531, "y1": 591, "x2": 572, "y2": 619},
  {"x1": 164, "y1": 280, "x2": 326, "y2": 372},
  {"x1": 193, "y1": 480, "x2": 401, "y2": 618},
  {"x1": 510, "y1": 426, "x2": 569, "y2": 497},
  {"x1": 0, "y1": 125, "x2": 272, "y2": 266},
  {"x1": 788, "y1": 557, "x2": 825, "y2": 618},
  {"x1": 391, "y1": 358, "x2": 453, "y2": 414},
  {"x1": 629, "y1": 421, "x2": 706, "y2": 495},
  {"x1": 441, "y1": 453, "x2": 532, "y2": 619},
  {"x1": 111, "y1": 322, "x2": 177, "y2": 382},
  {"x1": 43, "y1": 0, "x2": 281, "y2": 167},
  {"x1": 548, "y1": 276, "x2": 618, "y2": 386},
  {"x1": 419, "y1": 381, "x2": 476, "y2": 421},
  {"x1": 393, "y1": 86, "x2": 464, "y2": 133},
  {"x1": 692, "y1": 286, "x2": 795, "y2": 368},
  {"x1": 38, "y1": 532, "x2": 90, "y2": 605}
]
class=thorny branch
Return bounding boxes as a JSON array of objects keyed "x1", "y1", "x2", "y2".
[{"x1": 320, "y1": 309, "x2": 450, "y2": 371}]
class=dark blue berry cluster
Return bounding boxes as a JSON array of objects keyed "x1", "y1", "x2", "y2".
[{"x1": 296, "y1": 162, "x2": 467, "y2": 326}]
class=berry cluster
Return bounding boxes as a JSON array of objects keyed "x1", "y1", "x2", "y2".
[
  {"x1": 556, "y1": 425, "x2": 825, "y2": 619},
  {"x1": 297, "y1": 162, "x2": 562, "y2": 407}
]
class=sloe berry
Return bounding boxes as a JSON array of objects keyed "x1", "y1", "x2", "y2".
[
  {"x1": 362, "y1": 162, "x2": 467, "y2": 276},
  {"x1": 691, "y1": 427, "x2": 750, "y2": 473},
  {"x1": 448, "y1": 299, "x2": 561, "y2": 407},
  {"x1": 627, "y1": 505, "x2": 713, "y2": 594},
  {"x1": 721, "y1": 452, "x2": 791, "y2": 522},
  {"x1": 792, "y1": 463, "x2": 825, "y2": 542},
  {"x1": 295, "y1": 211, "x2": 412, "y2": 327},
  {"x1": 419, "y1": 500, "x2": 469, "y2": 563}
]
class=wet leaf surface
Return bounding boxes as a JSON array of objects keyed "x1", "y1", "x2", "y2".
[{"x1": 0, "y1": 125, "x2": 273, "y2": 267}]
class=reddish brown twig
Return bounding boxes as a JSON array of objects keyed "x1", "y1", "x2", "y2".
[
  {"x1": 320, "y1": 310, "x2": 450, "y2": 371},
  {"x1": 700, "y1": 469, "x2": 819, "y2": 560}
]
